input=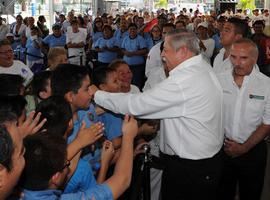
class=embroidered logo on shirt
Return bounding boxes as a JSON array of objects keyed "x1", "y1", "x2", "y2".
[
  {"x1": 88, "y1": 112, "x2": 95, "y2": 121},
  {"x1": 21, "y1": 68, "x2": 28, "y2": 74},
  {"x1": 249, "y1": 94, "x2": 265, "y2": 100}
]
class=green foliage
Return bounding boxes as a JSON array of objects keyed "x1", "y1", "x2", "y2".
[
  {"x1": 155, "y1": 0, "x2": 168, "y2": 8},
  {"x1": 237, "y1": 0, "x2": 256, "y2": 10}
]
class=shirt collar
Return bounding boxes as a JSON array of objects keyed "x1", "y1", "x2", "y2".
[{"x1": 169, "y1": 54, "x2": 203, "y2": 75}]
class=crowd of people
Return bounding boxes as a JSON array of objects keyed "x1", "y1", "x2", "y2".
[{"x1": 0, "y1": 6, "x2": 270, "y2": 200}]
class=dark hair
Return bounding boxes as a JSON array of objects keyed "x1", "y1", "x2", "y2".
[
  {"x1": 175, "y1": 20, "x2": 186, "y2": 27},
  {"x1": 0, "y1": 111, "x2": 17, "y2": 126},
  {"x1": 70, "y1": 19, "x2": 78, "y2": 25},
  {"x1": 51, "y1": 64, "x2": 90, "y2": 97},
  {"x1": 31, "y1": 71, "x2": 52, "y2": 99},
  {"x1": 77, "y1": 16, "x2": 84, "y2": 26},
  {"x1": 102, "y1": 24, "x2": 113, "y2": 32},
  {"x1": 252, "y1": 20, "x2": 265, "y2": 27},
  {"x1": 128, "y1": 23, "x2": 138, "y2": 29},
  {"x1": 92, "y1": 67, "x2": 116, "y2": 88},
  {"x1": 93, "y1": 17, "x2": 103, "y2": 33},
  {"x1": 162, "y1": 23, "x2": 175, "y2": 30},
  {"x1": 30, "y1": 26, "x2": 39, "y2": 32},
  {"x1": 0, "y1": 125, "x2": 13, "y2": 171},
  {"x1": 108, "y1": 59, "x2": 128, "y2": 70},
  {"x1": 38, "y1": 15, "x2": 46, "y2": 22},
  {"x1": 0, "y1": 74, "x2": 24, "y2": 96},
  {"x1": 0, "y1": 95, "x2": 27, "y2": 119},
  {"x1": 22, "y1": 133, "x2": 67, "y2": 190},
  {"x1": 35, "y1": 96, "x2": 72, "y2": 137},
  {"x1": 227, "y1": 17, "x2": 249, "y2": 37}
]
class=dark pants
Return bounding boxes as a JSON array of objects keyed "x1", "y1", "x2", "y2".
[
  {"x1": 160, "y1": 150, "x2": 223, "y2": 200},
  {"x1": 218, "y1": 141, "x2": 267, "y2": 200},
  {"x1": 129, "y1": 64, "x2": 145, "y2": 91}
]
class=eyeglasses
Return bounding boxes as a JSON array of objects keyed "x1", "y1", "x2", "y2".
[{"x1": 60, "y1": 159, "x2": 70, "y2": 171}]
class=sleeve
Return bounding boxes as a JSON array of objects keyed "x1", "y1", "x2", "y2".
[
  {"x1": 94, "y1": 78, "x2": 185, "y2": 119},
  {"x1": 42, "y1": 35, "x2": 49, "y2": 45},
  {"x1": 263, "y1": 84, "x2": 270, "y2": 125},
  {"x1": 138, "y1": 36, "x2": 147, "y2": 49},
  {"x1": 61, "y1": 184, "x2": 113, "y2": 200},
  {"x1": 121, "y1": 37, "x2": 127, "y2": 49},
  {"x1": 203, "y1": 39, "x2": 215, "y2": 59}
]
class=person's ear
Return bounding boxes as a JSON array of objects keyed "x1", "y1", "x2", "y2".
[{"x1": 64, "y1": 91, "x2": 74, "y2": 104}]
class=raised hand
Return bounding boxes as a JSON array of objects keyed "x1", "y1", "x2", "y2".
[
  {"x1": 76, "y1": 121, "x2": 104, "y2": 148},
  {"x1": 122, "y1": 114, "x2": 138, "y2": 139},
  {"x1": 101, "y1": 140, "x2": 115, "y2": 166},
  {"x1": 18, "y1": 111, "x2": 47, "y2": 137}
]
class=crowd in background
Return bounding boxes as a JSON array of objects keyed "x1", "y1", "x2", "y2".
[{"x1": 0, "y1": 5, "x2": 270, "y2": 200}]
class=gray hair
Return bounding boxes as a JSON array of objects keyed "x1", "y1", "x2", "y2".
[{"x1": 166, "y1": 29, "x2": 200, "y2": 55}]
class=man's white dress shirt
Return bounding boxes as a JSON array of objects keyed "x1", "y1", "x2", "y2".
[
  {"x1": 143, "y1": 42, "x2": 166, "y2": 91},
  {"x1": 95, "y1": 55, "x2": 224, "y2": 160},
  {"x1": 217, "y1": 66, "x2": 270, "y2": 143},
  {"x1": 213, "y1": 48, "x2": 232, "y2": 74}
]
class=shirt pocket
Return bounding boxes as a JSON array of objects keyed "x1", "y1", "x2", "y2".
[{"x1": 246, "y1": 97, "x2": 265, "y2": 119}]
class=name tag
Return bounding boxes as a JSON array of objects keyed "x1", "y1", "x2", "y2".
[{"x1": 249, "y1": 94, "x2": 265, "y2": 100}]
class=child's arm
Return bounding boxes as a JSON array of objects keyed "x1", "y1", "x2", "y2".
[
  {"x1": 97, "y1": 140, "x2": 115, "y2": 184},
  {"x1": 104, "y1": 115, "x2": 138, "y2": 199}
]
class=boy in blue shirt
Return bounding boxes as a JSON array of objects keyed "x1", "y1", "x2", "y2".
[
  {"x1": 20, "y1": 114, "x2": 138, "y2": 200},
  {"x1": 92, "y1": 67, "x2": 123, "y2": 160}
]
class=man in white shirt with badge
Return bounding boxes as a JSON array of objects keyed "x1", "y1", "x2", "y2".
[
  {"x1": 90, "y1": 30, "x2": 224, "y2": 200},
  {"x1": 217, "y1": 38, "x2": 270, "y2": 200}
]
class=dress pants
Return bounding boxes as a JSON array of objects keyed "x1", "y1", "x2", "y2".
[
  {"x1": 160, "y1": 150, "x2": 223, "y2": 200},
  {"x1": 218, "y1": 141, "x2": 267, "y2": 200}
]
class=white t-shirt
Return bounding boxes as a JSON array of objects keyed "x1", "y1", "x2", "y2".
[
  {"x1": 0, "y1": 60, "x2": 33, "y2": 86},
  {"x1": 66, "y1": 28, "x2": 87, "y2": 65}
]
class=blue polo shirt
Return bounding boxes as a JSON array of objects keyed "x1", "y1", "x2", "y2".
[
  {"x1": 67, "y1": 103, "x2": 98, "y2": 144},
  {"x1": 113, "y1": 29, "x2": 129, "y2": 47},
  {"x1": 67, "y1": 104, "x2": 101, "y2": 170},
  {"x1": 21, "y1": 183, "x2": 113, "y2": 200},
  {"x1": 121, "y1": 35, "x2": 147, "y2": 65},
  {"x1": 26, "y1": 38, "x2": 43, "y2": 61},
  {"x1": 98, "y1": 111, "x2": 123, "y2": 140},
  {"x1": 94, "y1": 37, "x2": 118, "y2": 63},
  {"x1": 43, "y1": 34, "x2": 66, "y2": 48},
  {"x1": 92, "y1": 31, "x2": 103, "y2": 43},
  {"x1": 63, "y1": 159, "x2": 96, "y2": 193}
]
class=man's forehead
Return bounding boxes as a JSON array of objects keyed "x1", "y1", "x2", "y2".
[{"x1": 231, "y1": 43, "x2": 253, "y2": 54}]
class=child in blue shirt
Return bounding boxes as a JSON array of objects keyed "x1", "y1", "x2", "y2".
[
  {"x1": 26, "y1": 26, "x2": 44, "y2": 69},
  {"x1": 94, "y1": 25, "x2": 119, "y2": 68}
]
